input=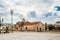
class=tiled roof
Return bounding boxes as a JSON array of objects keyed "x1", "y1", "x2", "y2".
[
  {"x1": 24, "y1": 22, "x2": 41, "y2": 26},
  {"x1": 16, "y1": 21, "x2": 44, "y2": 26}
]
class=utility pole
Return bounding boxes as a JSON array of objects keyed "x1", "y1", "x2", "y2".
[{"x1": 11, "y1": 10, "x2": 13, "y2": 33}]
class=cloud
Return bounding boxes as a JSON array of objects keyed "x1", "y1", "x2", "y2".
[
  {"x1": 0, "y1": 0, "x2": 60, "y2": 24},
  {"x1": 28, "y1": 11, "x2": 37, "y2": 18}
]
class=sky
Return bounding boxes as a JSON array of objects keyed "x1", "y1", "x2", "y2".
[{"x1": 0, "y1": 0, "x2": 60, "y2": 24}]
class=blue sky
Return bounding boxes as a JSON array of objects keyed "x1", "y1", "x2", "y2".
[{"x1": 0, "y1": 0, "x2": 60, "y2": 24}]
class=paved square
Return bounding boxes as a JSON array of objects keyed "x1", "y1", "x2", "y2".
[{"x1": 0, "y1": 32, "x2": 60, "y2": 40}]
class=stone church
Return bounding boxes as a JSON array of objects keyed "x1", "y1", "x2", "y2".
[{"x1": 13, "y1": 19, "x2": 45, "y2": 31}]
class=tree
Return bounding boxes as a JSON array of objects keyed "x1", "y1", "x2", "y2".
[
  {"x1": 5, "y1": 27, "x2": 9, "y2": 33},
  {"x1": 45, "y1": 23, "x2": 48, "y2": 30},
  {"x1": 47, "y1": 24, "x2": 55, "y2": 31}
]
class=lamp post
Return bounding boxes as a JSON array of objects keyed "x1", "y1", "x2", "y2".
[
  {"x1": 0, "y1": 17, "x2": 1, "y2": 33},
  {"x1": 11, "y1": 10, "x2": 13, "y2": 33}
]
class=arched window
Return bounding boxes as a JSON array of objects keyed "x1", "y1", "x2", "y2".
[
  {"x1": 26, "y1": 27, "x2": 27, "y2": 30},
  {"x1": 40, "y1": 28, "x2": 41, "y2": 31},
  {"x1": 37, "y1": 27, "x2": 38, "y2": 30}
]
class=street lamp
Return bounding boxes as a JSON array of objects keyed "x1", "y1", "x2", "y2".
[
  {"x1": 0, "y1": 17, "x2": 1, "y2": 33},
  {"x1": 11, "y1": 10, "x2": 13, "y2": 33}
]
